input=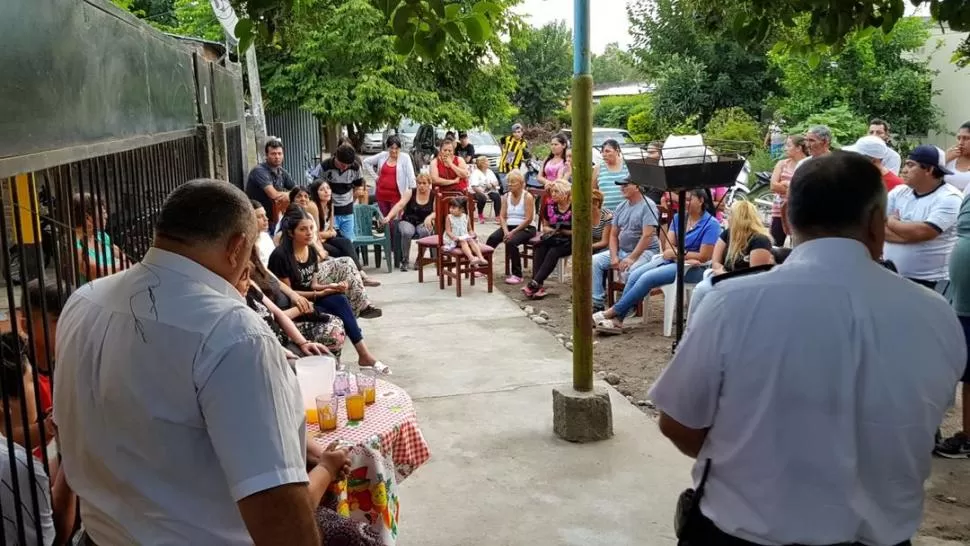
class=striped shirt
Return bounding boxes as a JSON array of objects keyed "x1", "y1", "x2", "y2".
[
  {"x1": 314, "y1": 158, "x2": 364, "y2": 216},
  {"x1": 1, "y1": 435, "x2": 54, "y2": 546},
  {"x1": 597, "y1": 161, "x2": 630, "y2": 211}
]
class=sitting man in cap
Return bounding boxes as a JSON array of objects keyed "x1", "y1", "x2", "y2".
[
  {"x1": 591, "y1": 176, "x2": 661, "y2": 311},
  {"x1": 883, "y1": 145, "x2": 963, "y2": 289},
  {"x1": 844, "y1": 135, "x2": 904, "y2": 191}
]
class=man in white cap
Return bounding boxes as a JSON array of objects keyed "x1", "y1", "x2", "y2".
[
  {"x1": 884, "y1": 145, "x2": 963, "y2": 290},
  {"x1": 844, "y1": 135, "x2": 904, "y2": 191}
]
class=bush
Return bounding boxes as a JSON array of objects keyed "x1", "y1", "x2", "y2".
[
  {"x1": 788, "y1": 104, "x2": 867, "y2": 148},
  {"x1": 703, "y1": 108, "x2": 762, "y2": 148},
  {"x1": 593, "y1": 95, "x2": 652, "y2": 129},
  {"x1": 553, "y1": 108, "x2": 572, "y2": 128}
]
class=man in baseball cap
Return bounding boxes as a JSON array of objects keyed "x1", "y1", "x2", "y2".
[
  {"x1": 844, "y1": 135, "x2": 904, "y2": 191},
  {"x1": 884, "y1": 144, "x2": 962, "y2": 290}
]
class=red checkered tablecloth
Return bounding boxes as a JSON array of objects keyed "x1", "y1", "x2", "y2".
[{"x1": 309, "y1": 379, "x2": 431, "y2": 482}]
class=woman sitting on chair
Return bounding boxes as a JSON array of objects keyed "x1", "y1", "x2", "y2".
[
  {"x1": 686, "y1": 200, "x2": 774, "y2": 327},
  {"x1": 269, "y1": 205, "x2": 390, "y2": 373},
  {"x1": 309, "y1": 179, "x2": 381, "y2": 287},
  {"x1": 594, "y1": 188, "x2": 721, "y2": 334},
  {"x1": 523, "y1": 180, "x2": 572, "y2": 299}
]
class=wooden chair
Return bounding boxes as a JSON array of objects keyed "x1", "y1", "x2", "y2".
[
  {"x1": 415, "y1": 189, "x2": 462, "y2": 283},
  {"x1": 606, "y1": 268, "x2": 645, "y2": 318},
  {"x1": 435, "y1": 193, "x2": 495, "y2": 297}
]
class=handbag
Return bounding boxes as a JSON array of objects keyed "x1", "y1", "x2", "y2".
[{"x1": 674, "y1": 458, "x2": 711, "y2": 541}]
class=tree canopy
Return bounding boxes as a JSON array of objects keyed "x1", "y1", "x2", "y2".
[
  {"x1": 507, "y1": 21, "x2": 573, "y2": 125},
  {"x1": 591, "y1": 43, "x2": 641, "y2": 85}
]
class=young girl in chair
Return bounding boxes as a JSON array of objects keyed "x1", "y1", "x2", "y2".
[{"x1": 444, "y1": 197, "x2": 487, "y2": 266}]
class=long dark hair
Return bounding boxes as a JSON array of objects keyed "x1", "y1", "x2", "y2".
[
  {"x1": 308, "y1": 179, "x2": 332, "y2": 230},
  {"x1": 543, "y1": 133, "x2": 569, "y2": 175},
  {"x1": 249, "y1": 247, "x2": 279, "y2": 299},
  {"x1": 279, "y1": 204, "x2": 315, "y2": 285}
]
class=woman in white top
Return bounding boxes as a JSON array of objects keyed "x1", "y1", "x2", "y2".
[
  {"x1": 945, "y1": 121, "x2": 970, "y2": 193},
  {"x1": 469, "y1": 156, "x2": 502, "y2": 222},
  {"x1": 484, "y1": 171, "x2": 536, "y2": 284},
  {"x1": 362, "y1": 135, "x2": 417, "y2": 224}
]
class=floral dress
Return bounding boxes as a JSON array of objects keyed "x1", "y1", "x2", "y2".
[
  {"x1": 245, "y1": 285, "x2": 347, "y2": 359},
  {"x1": 314, "y1": 256, "x2": 370, "y2": 316}
]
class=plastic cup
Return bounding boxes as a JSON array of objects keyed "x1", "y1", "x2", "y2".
[
  {"x1": 356, "y1": 369, "x2": 377, "y2": 405},
  {"x1": 345, "y1": 383, "x2": 365, "y2": 421},
  {"x1": 316, "y1": 395, "x2": 338, "y2": 432},
  {"x1": 333, "y1": 371, "x2": 350, "y2": 396}
]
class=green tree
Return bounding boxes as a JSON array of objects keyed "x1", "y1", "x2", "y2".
[
  {"x1": 508, "y1": 21, "x2": 573, "y2": 125},
  {"x1": 627, "y1": 0, "x2": 781, "y2": 129},
  {"x1": 689, "y1": 0, "x2": 970, "y2": 66},
  {"x1": 593, "y1": 95, "x2": 652, "y2": 128},
  {"x1": 591, "y1": 43, "x2": 641, "y2": 85},
  {"x1": 769, "y1": 17, "x2": 940, "y2": 138}
]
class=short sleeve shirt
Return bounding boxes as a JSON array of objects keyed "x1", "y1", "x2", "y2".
[
  {"x1": 268, "y1": 245, "x2": 320, "y2": 291},
  {"x1": 612, "y1": 198, "x2": 660, "y2": 254},
  {"x1": 669, "y1": 212, "x2": 721, "y2": 253},
  {"x1": 883, "y1": 183, "x2": 962, "y2": 281},
  {"x1": 245, "y1": 163, "x2": 296, "y2": 215},
  {"x1": 948, "y1": 193, "x2": 970, "y2": 315},
  {"x1": 719, "y1": 229, "x2": 773, "y2": 272},
  {"x1": 53, "y1": 249, "x2": 306, "y2": 544}
]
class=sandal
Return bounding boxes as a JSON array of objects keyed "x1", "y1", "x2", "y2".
[
  {"x1": 595, "y1": 319, "x2": 625, "y2": 335},
  {"x1": 363, "y1": 277, "x2": 382, "y2": 287}
]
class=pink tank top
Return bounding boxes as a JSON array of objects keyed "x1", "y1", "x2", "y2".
[{"x1": 543, "y1": 158, "x2": 564, "y2": 180}]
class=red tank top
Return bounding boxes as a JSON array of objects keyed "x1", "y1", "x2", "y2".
[
  {"x1": 436, "y1": 157, "x2": 468, "y2": 192},
  {"x1": 376, "y1": 160, "x2": 400, "y2": 202}
]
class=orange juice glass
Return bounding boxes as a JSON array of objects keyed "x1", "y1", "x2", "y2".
[
  {"x1": 316, "y1": 395, "x2": 338, "y2": 431},
  {"x1": 357, "y1": 369, "x2": 377, "y2": 405},
  {"x1": 305, "y1": 408, "x2": 319, "y2": 426},
  {"x1": 346, "y1": 393, "x2": 365, "y2": 421}
]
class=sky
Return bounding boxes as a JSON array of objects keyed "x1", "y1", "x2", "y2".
[
  {"x1": 515, "y1": 0, "x2": 634, "y2": 54},
  {"x1": 515, "y1": 0, "x2": 933, "y2": 55}
]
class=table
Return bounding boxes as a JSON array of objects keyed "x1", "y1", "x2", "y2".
[{"x1": 308, "y1": 379, "x2": 430, "y2": 545}]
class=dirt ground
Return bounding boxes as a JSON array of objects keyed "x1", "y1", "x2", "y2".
[{"x1": 481, "y1": 242, "x2": 970, "y2": 543}]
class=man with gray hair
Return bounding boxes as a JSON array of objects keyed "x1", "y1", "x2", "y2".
[
  {"x1": 650, "y1": 152, "x2": 964, "y2": 544},
  {"x1": 794, "y1": 125, "x2": 832, "y2": 171},
  {"x1": 54, "y1": 180, "x2": 325, "y2": 545}
]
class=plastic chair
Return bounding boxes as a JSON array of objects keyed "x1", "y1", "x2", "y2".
[
  {"x1": 658, "y1": 282, "x2": 697, "y2": 337},
  {"x1": 352, "y1": 204, "x2": 392, "y2": 273}
]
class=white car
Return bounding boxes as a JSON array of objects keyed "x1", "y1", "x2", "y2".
[
  {"x1": 562, "y1": 127, "x2": 645, "y2": 165},
  {"x1": 361, "y1": 131, "x2": 384, "y2": 154}
]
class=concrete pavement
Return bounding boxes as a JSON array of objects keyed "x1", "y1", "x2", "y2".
[{"x1": 343, "y1": 264, "x2": 691, "y2": 546}]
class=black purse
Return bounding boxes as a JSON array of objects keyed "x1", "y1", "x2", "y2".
[{"x1": 674, "y1": 459, "x2": 711, "y2": 541}]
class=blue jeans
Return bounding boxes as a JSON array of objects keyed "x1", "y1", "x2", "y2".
[
  {"x1": 315, "y1": 295, "x2": 362, "y2": 345},
  {"x1": 686, "y1": 273, "x2": 715, "y2": 329},
  {"x1": 592, "y1": 249, "x2": 655, "y2": 306},
  {"x1": 613, "y1": 261, "x2": 707, "y2": 318},
  {"x1": 334, "y1": 214, "x2": 356, "y2": 242}
]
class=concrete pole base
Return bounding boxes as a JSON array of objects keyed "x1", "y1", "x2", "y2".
[{"x1": 552, "y1": 385, "x2": 614, "y2": 443}]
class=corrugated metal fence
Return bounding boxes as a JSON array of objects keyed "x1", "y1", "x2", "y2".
[{"x1": 266, "y1": 107, "x2": 321, "y2": 186}]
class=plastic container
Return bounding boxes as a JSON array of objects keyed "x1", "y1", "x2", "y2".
[{"x1": 295, "y1": 355, "x2": 337, "y2": 413}]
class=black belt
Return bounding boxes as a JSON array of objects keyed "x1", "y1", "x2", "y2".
[{"x1": 685, "y1": 513, "x2": 911, "y2": 546}]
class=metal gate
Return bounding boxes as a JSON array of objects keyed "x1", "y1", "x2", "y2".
[{"x1": 266, "y1": 107, "x2": 321, "y2": 184}]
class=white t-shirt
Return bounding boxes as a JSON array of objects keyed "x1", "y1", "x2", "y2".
[
  {"x1": 54, "y1": 248, "x2": 307, "y2": 544},
  {"x1": 650, "y1": 238, "x2": 965, "y2": 546},
  {"x1": 469, "y1": 168, "x2": 498, "y2": 189},
  {"x1": 257, "y1": 231, "x2": 276, "y2": 267},
  {"x1": 944, "y1": 159, "x2": 970, "y2": 192},
  {"x1": 883, "y1": 183, "x2": 962, "y2": 281}
]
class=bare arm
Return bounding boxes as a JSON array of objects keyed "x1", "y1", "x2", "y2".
[
  {"x1": 769, "y1": 160, "x2": 787, "y2": 195},
  {"x1": 885, "y1": 218, "x2": 941, "y2": 243},
  {"x1": 593, "y1": 224, "x2": 612, "y2": 251},
  {"x1": 629, "y1": 225, "x2": 657, "y2": 262},
  {"x1": 685, "y1": 243, "x2": 715, "y2": 263},
  {"x1": 749, "y1": 248, "x2": 774, "y2": 267},
  {"x1": 384, "y1": 189, "x2": 413, "y2": 224},
  {"x1": 237, "y1": 484, "x2": 319, "y2": 546},
  {"x1": 259, "y1": 287, "x2": 312, "y2": 348},
  {"x1": 452, "y1": 157, "x2": 471, "y2": 178},
  {"x1": 710, "y1": 239, "x2": 727, "y2": 273},
  {"x1": 361, "y1": 152, "x2": 382, "y2": 178},
  {"x1": 657, "y1": 412, "x2": 708, "y2": 459},
  {"x1": 278, "y1": 277, "x2": 327, "y2": 301},
  {"x1": 51, "y1": 464, "x2": 77, "y2": 546},
  {"x1": 498, "y1": 195, "x2": 509, "y2": 232}
]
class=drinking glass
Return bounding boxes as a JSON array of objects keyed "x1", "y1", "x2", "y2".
[
  {"x1": 356, "y1": 369, "x2": 377, "y2": 405},
  {"x1": 316, "y1": 395, "x2": 338, "y2": 432}
]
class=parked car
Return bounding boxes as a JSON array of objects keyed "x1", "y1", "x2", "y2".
[
  {"x1": 361, "y1": 130, "x2": 385, "y2": 154},
  {"x1": 410, "y1": 124, "x2": 502, "y2": 175},
  {"x1": 382, "y1": 118, "x2": 421, "y2": 152},
  {"x1": 562, "y1": 127, "x2": 644, "y2": 164}
]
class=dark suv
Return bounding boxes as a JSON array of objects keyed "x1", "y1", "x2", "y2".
[{"x1": 410, "y1": 124, "x2": 502, "y2": 175}]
